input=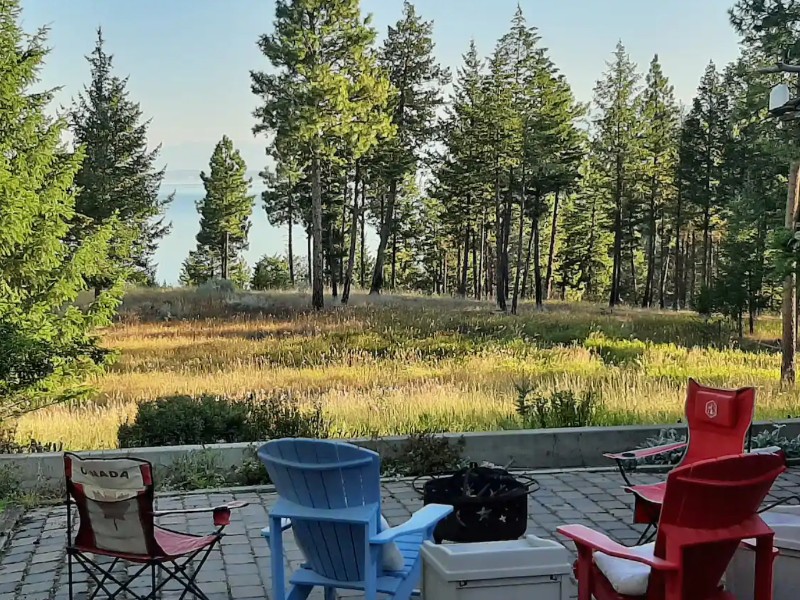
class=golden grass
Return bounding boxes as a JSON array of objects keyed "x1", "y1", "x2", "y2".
[{"x1": 14, "y1": 288, "x2": 799, "y2": 450}]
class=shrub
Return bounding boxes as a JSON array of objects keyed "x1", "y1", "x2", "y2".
[
  {"x1": 515, "y1": 387, "x2": 598, "y2": 429},
  {"x1": 159, "y1": 449, "x2": 231, "y2": 491},
  {"x1": 381, "y1": 433, "x2": 466, "y2": 477},
  {"x1": 118, "y1": 395, "x2": 250, "y2": 448},
  {"x1": 118, "y1": 393, "x2": 330, "y2": 448}
]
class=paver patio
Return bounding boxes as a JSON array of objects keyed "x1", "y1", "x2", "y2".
[{"x1": 2, "y1": 467, "x2": 800, "y2": 599}]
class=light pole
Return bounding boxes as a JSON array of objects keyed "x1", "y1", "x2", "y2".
[{"x1": 763, "y1": 63, "x2": 800, "y2": 384}]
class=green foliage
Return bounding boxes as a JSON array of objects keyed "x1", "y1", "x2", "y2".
[
  {"x1": 694, "y1": 285, "x2": 716, "y2": 317},
  {"x1": 515, "y1": 385, "x2": 599, "y2": 428},
  {"x1": 0, "y1": 2, "x2": 122, "y2": 422},
  {"x1": 118, "y1": 393, "x2": 329, "y2": 448},
  {"x1": 70, "y1": 28, "x2": 172, "y2": 287},
  {"x1": 159, "y1": 449, "x2": 231, "y2": 492},
  {"x1": 182, "y1": 136, "x2": 255, "y2": 286},
  {"x1": 584, "y1": 332, "x2": 646, "y2": 366},
  {"x1": 381, "y1": 433, "x2": 466, "y2": 477},
  {"x1": 251, "y1": 255, "x2": 293, "y2": 290}
]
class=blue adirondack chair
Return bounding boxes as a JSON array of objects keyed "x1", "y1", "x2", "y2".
[{"x1": 258, "y1": 439, "x2": 453, "y2": 600}]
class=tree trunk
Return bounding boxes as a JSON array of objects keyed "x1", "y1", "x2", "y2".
[
  {"x1": 658, "y1": 217, "x2": 670, "y2": 309},
  {"x1": 520, "y1": 220, "x2": 535, "y2": 299},
  {"x1": 391, "y1": 229, "x2": 397, "y2": 290},
  {"x1": 628, "y1": 217, "x2": 637, "y2": 302},
  {"x1": 782, "y1": 160, "x2": 800, "y2": 384},
  {"x1": 511, "y1": 184, "x2": 527, "y2": 315},
  {"x1": 287, "y1": 198, "x2": 295, "y2": 286},
  {"x1": 328, "y1": 219, "x2": 338, "y2": 298},
  {"x1": 458, "y1": 224, "x2": 469, "y2": 297},
  {"x1": 342, "y1": 161, "x2": 361, "y2": 304},
  {"x1": 370, "y1": 178, "x2": 398, "y2": 294},
  {"x1": 533, "y1": 193, "x2": 543, "y2": 310},
  {"x1": 339, "y1": 174, "x2": 348, "y2": 286},
  {"x1": 307, "y1": 230, "x2": 312, "y2": 285},
  {"x1": 643, "y1": 174, "x2": 657, "y2": 307},
  {"x1": 471, "y1": 227, "x2": 478, "y2": 299},
  {"x1": 495, "y1": 171, "x2": 507, "y2": 311},
  {"x1": 311, "y1": 155, "x2": 324, "y2": 310},
  {"x1": 689, "y1": 231, "x2": 696, "y2": 304},
  {"x1": 503, "y1": 180, "x2": 513, "y2": 300},
  {"x1": 673, "y1": 183, "x2": 684, "y2": 310},
  {"x1": 544, "y1": 190, "x2": 560, "y2": 300},
  {"x1": 221, "y1": 231, "x2": 229, "y2": 280},
  {"x1": 609, "y1": 152, "x2": 623, "y2": 307},
  {"x1": 477, "y1": 209, "x2": 486, "y2": 300},
  {"x1": 359, "y1": 196, "x2": 366, "y2": 288}
]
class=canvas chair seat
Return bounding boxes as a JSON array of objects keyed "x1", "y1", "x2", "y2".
[{"x1": 74, "y1": 528, "x2": 219, "y2": 562}]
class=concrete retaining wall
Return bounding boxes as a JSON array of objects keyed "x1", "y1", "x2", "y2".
[{"x1": 4, "y1": 419, "x2": 799, "y2": 491}]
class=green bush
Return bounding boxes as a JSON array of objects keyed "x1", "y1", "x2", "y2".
[
  {"x1": 515, "y1": 387, "x2": 598, "y2": 429},
  {"x1": 584, "y1": 332, "x2": 646, "y2": 366},
  {"x1": 159, "y1": 449, "x2": 232, "y2": 491},
  {"x1": 381, "y1": 433, "x2": 466, "y2": 477},
  {"x1": 251, "y1": 255, "x2": 293, "y2": 290},
  {"x1": 118, "y1": 393, "x2": 330, "y2": 448}
]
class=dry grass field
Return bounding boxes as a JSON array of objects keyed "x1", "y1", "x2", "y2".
[{"x1": 13, "y1": 287, "x2": 799, "y2": 450}]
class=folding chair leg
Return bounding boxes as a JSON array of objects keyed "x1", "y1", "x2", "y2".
[
  {"x1": 68, "y1": 551, "x2": 74, "y2": 600},
  {"x1": 635, "y1": 523, "x2": 656, "y2": 546},
  {"x1": 150, "y1": 563, "x2": 156, "y2": 600}
]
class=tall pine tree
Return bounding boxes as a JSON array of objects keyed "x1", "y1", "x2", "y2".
[
  {"x1": 1, "y1": 1, "x2": 122, "y2": 419},
  {"x1": 70, "y1": 28, "x2": 172, "y2": 289},
  {"x1": 253, "y1": 0, "x2": 392, "y2": 309},
  {"x1": 369, "y1": 1, "x2": 449, "y2": 294},
  {"x1": 181, "y1": 136, "x2": 255, "y2": 286}
]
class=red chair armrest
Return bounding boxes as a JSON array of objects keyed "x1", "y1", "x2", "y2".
[
  {"x1": 604, "y1": 442, "x2": 687, "y2": 462},
  {"x1": 152, "y1": 500, "x2": 248, "y2": 526},
  {"x1": 558, "y1": 525, "x2": 679, "y2": 570}
]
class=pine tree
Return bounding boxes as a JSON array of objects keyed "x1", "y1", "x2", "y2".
[
  {"x1": 70, "y1": 28, "x2": 172, "y2": 289},
  {"x1": 591, "y1": 41, "x2": 642, "y2": 306},
  {"x1": 638, "y1": 55, "x2": 679, "y2": 308},
  {"x1": 0, "y1": 0, "x2": 122, "y2": 419},
  {"x1": 369, "y1": 1, "x2": 449, "y2": 295},
  {"x1": 253, "y1": 0, "x2": 392, "y2": 309},
  {"x1": 262, "y1": 146, "x2": 304, "y2": 286},
  {"x1": 181, "y1": 136, "x2": 255, "y2": 286}
]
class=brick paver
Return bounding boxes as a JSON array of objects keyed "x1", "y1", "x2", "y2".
[{"x1": 1, "y1": 468, "x2": 799, "y2": 599}]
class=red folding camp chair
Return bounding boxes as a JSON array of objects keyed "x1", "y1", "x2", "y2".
[
  {"x1": 559, "y1": 452, "x2": 785, "y2": 600},
  {"x1": 64, "y1": 453, "x2": 247, "y2": 600},
  {"x1": 604, "y1": 379, "x2": 756, "y2": 541}
]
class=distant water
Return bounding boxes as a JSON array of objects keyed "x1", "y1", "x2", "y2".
[{"x1": 153, "y1": 183, "x2": 307, "y2": 285}]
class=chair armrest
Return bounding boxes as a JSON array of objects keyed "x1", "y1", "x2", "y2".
[
  {"x1": 604, "y1": 442, "x2": 687, "y2": 462},
  {"x1": 558, "y1": 525, "x2": 679, "y2": 571},
  {"x1": 152, "y1": 500, "x2": 248, "y2": 517},
  {"x1": 748, "y1": 446, "x2": 783, "y2": 456},
  {"x1": 371, "y1": 504, "x2": 453, "y2": 545},
  {"x1": 261, "y1": 518, "x2": 293, "y2": 541}
]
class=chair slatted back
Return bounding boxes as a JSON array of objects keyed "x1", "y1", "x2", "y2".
[
  {"x1": 258, "y1": 439, "x2": 382, "y2": 582},
  {"x1": 681, "y1": 378, "x2": 754, "y2": 466},
  {"x1": 64, "y1": 453, "x2": 158, "y2": 557},
  {"x1": 650, "y1": 453, "x2": 784, "y2": 600}
]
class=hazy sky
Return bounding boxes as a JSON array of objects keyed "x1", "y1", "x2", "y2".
[{"x1": 22, "y1": 0, "x2": 744, "y2": 176}]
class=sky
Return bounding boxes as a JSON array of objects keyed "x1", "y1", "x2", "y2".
[
  {"x1": 22, "y1": 0, "x2": 743, "y2": 175},
  {"x1": 18, "y1": 0, "x2": 744, "y2": 284}
]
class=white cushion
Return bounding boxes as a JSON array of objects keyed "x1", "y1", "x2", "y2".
[
  {"x1": 594, "y1": 542, "x2": 654, "y2": 596},
  {"x1": 379, "y1": 515, "x2": 405, "y2": 571}
]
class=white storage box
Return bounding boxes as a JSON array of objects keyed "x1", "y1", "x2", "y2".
[
  {"x1": 725, "y1": 506, "x2": 800, "y2": 600},
  {"x1": 421, "y1": 535, "x2": 573, "y2": 600}
]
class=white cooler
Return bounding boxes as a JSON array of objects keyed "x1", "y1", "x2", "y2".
[
  {"x1": 421, "y1": 535, "x2": 573, "y2": 600},
  {"x1": 725, "y1": 506, "x2": 800, "y2": 600}
]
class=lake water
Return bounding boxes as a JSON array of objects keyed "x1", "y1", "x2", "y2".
[{"x1": 153, "y1": 183, "x2": 305, "y2": 285}]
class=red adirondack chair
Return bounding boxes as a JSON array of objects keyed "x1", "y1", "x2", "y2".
[
  {"x1": 559, "y1": 452, "x2": 785, "y2": 600},
  {"x1": 604, "y1": 379, "x2": 756, "y2": 538}
]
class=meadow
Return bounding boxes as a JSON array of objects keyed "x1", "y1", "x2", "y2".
[{"x1": 13, "y1": 287, "x2": 800, "y2": 451}]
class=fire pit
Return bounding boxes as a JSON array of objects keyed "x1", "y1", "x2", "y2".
[{"x1": 415, "y1": 463, "x2": 538, "y2": 543}]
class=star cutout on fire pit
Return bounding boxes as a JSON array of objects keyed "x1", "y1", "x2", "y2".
[
  {"x1": 477, "y1": 506, "x2": 492, "y2": 521},
  {"x1": 499, "y1": 514, "x2": 507, "y2": 523}
]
